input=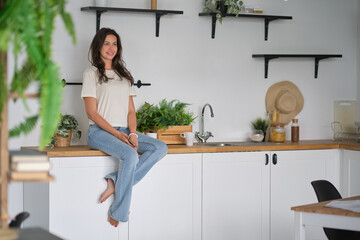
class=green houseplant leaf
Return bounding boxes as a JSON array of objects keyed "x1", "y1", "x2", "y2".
[
  {"x1": 204, "y1": 0, "x2": 244, "y2": 23},
  {"x1": 251, "y1": 117, "x2": 269, "y2": 134},
  {"x1": 48, "y1": 114, "x2": 82, "y2": 147},
  {"x1": 136, "y1": 99, "x2": 196, "y2": 133}
]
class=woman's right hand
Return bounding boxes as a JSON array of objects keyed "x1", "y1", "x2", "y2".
[{"x1": 115, "y1": 132, "x2": 130, "y2": 143}]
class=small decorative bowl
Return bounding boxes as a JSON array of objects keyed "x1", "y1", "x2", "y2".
[{"x1": 250, "y1": 130, "x2": 264, "y2": 142}]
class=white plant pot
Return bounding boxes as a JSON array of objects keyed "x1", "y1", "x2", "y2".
[
  {"x1": 146, "y1": 132, "x2": 158, "y2": 139},
  {"x1": 95, "y1": 0, "x2": 107, "y2": 7}
]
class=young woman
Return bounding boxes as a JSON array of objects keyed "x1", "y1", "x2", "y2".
[{"x1": 81, "y1": 28, "x2": 168, "y2": 227}]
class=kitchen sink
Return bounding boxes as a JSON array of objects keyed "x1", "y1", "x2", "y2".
[
  {"x1": 201, "y1": 143, "x2": 233, "y2": 147},
  {"x1": 196, "y1": 141, "x2": 259, "y2": 147}
]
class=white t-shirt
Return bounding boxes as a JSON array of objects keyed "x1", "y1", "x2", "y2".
[{"x1": 81, "y1": 66, "x2": 136, "y2": 127}]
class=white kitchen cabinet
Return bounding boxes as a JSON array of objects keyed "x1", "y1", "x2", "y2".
[
  {"x1": 341, "y1": 149, "x2": 360, "y2": 197},
  {"x1": 24, "y1": 156, "x2": 122, "y2": 240},
  {"x1": 270, "y1": 150, "x2": 340, "y2": 240},
  {"x1": 24, "y1": 153, "x2": 201, "y2": 240},
  {"x1": 23, "y1": 149, "x2": 342, "y2": 240},
  {"x1": 202, "y1": 150, "x2": 340, "y2": 240},
  {"x1": 129, "y1": 153, "x2": 202, "y2": 240},
  {"x1": 202, "y1": 152, "x2": 270, "y2": 240}
]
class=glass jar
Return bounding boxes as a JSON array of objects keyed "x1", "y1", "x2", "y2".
[{"x1": 270, "y1": 123, "x2": 286, "y2": 143}]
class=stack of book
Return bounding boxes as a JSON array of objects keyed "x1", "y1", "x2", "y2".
[{"x1": 9, "y1": 149, "x2": 51, "y2": 181}]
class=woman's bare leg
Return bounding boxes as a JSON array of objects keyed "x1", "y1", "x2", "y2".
[{"x1": 100, "y1": 178, "x2": 115, "y2": 203}]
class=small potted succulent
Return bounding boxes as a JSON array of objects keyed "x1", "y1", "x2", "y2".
[
  {"x1": 250, "y1": 117, "x2": 269, "y2": 142},
  {"x1": 204, "y1": 0, "x2": 244, "y2": 23},
  {"x1": 51, "y1": 114, "x2": 81, "y2": 147}
]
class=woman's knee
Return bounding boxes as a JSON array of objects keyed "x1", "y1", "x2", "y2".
[
  {"x1": 156, "y1": 140, "x2": 168, "y2": 157},
  {"x1": 123, "y1": 149, "x2": 139, "y2": 167}
]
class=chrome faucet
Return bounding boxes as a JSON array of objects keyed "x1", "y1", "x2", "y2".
[{"x1": 196, "y1": 103, "x2": 214, "y2": 143}]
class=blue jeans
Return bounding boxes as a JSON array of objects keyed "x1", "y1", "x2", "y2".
[{"x1": 87, "y1": 124, "x2": 168, "y2": 222}]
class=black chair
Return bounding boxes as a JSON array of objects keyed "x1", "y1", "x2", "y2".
[
  {"x1": 311, "y1": 180, "x2": 360, "y2": 240},
  {"x1": 9, "y1": 211, "x2": 30, "y2": 228}
]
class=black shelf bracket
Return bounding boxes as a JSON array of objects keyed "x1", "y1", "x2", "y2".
[
  {"x1": 211, "y1": 15, "x2": 217, "y2": 39},
  {"x1": 96, "y1": 10, "x2": 107, "y2": 32},
  {"x1": 81, "y1": 6, "x2": 183, "y2": 37},
  {"x1": 199, "y1": 12, "x2": 292, "y2": 40},
  {"x1": 62, "y1": 79, "x2": 151, "y2": 88},
  {"x1": 264, "y1": 56, "x2": 279, "y2": 78},
  {"x1": 264, "y1": 17, "x2": 276, "y2": 41},
  {"x1": 155, "y1": 12, "x2": 167, "y2": 37},
  {"x1": 252, "y1": 54, "x2": 342, "y2": 79}
]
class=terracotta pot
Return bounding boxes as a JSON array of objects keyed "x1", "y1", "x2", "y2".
[{"x1": 55, "y1": 130, "x2": 72, "y2": 147}]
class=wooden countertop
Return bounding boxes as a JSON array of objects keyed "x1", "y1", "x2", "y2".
[
  {"x1": 24, "y1": 139, "x2": 360, "y2": 157},
  {"x1": 291, "y1": 196, "x2": 360, "y2": 217}
]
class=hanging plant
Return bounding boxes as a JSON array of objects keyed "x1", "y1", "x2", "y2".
[
  {"x1": 0, "y1": 0, "x2": 76, "y2": 149},
  {"x1": 204, "y1": 0, "x2": 244, "y2": 23}
]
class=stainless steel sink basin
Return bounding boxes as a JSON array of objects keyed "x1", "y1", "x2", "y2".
[
  {"x1": 201, "y1": 143, "x2": 233, "y2": 147},
  {"x1": 196, "y1": 142, "x2": 258, "y2": 147}
]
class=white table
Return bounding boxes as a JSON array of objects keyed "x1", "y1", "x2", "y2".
[{"x1": 291, "y1": 196, "x2": 360, "y2": 240}]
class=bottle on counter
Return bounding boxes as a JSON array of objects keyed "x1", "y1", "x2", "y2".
[{"x1": 291, "y1": 119, "x2": 299, "y2": 142}]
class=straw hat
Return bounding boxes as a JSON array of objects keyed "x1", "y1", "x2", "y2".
[{"x1": 265, "y1": 81, "x2": 304, "y2": 125}]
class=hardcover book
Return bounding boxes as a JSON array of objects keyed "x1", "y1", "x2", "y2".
[
  {"x1": 10, "y1": 171, "x2": 50, "y2": 181},
  {"x1": 11, "y1": 161, "x2": 51, "y2": 172},
  {"x1": 10, "y1": 149, "x2": 48, "y2": 162}
]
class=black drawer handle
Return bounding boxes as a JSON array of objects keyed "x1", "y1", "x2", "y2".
[
  {"x1": 273, "y1": 153, "x2": 277, "y2": 165},
  {"x1": 265, "y1": 154, "x2": 269, "y2": 165}
]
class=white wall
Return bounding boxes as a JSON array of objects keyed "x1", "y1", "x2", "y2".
[
  {"x1": 6, "y1": 0, "x2": 359, "y2": 219},
  {"x1": 8, "y1": 0, "x2": 359, "y2": 148}
]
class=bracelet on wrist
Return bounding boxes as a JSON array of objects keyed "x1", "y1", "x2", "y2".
[{"x1": 129, "y1": 132, "x2": 138, "y2": 138}]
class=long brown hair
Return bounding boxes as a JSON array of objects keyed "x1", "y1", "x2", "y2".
[{"x1": 89, "y1": 28, "x2": 134, "y2": 85}]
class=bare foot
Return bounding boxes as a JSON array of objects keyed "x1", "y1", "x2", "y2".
[
  {"x1": 100, "y1": 178, "x2": 115, "y2": 203},
  {"x1": 108, "y1": 213, "x2": 119, "y2": 227}
]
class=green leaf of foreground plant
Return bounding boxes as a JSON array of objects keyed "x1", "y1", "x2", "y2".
[
  {"x1": 20, "y1": 1, "x2": 43, "y2": 66},
  {"x1": 39, "y1": 61, "x2": 63, "y2": 149},
  {"x1": 9, "y1": 115, "x2": 39, "y2": 137},
  {"x1": 56, "y1": 0, "x2": 76, "y2": 44}
]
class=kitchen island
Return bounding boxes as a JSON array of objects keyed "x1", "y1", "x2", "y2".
[{"x1": 23, "y1": 140, "x2": 360, "y2": 240}]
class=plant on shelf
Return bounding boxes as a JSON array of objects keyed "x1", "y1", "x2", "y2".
[
  {"x1": 136, "y1": 99, "x2": 196, "y2": 133},
  {"x1": 0, "y1": 0, "x2": 76, "y2": 150},
  {"x1": 50, "y1": 114, "x2": 82, "y2": 148},
  {"x1": 204, "y1": 0, "x2": 244, "y2": 23}
]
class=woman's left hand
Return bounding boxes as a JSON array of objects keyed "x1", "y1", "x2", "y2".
[{"x1": 129, "y1": 134, "x2": 138, "y2": 150}]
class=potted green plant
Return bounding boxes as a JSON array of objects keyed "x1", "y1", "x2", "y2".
[
  {"x1": 204, "y1": 0, "x2": 244, "y2": 23},
  {"x1": 250, "y1": 117, "x2": 269, "y2": 142},
  {"x1": 136, "y1": 99, "x2": 196, "y2": 144},
  {"x1": 50, "y1": 114, "x2": 81, "y2": 147},
  {"x1": 0, "y1": 0, "x2": 76, "y2": 150},
  {"x1": 136, "y1": 102, "x2": 159, "y2": 133}
]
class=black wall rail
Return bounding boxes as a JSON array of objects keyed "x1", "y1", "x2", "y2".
[{"x1": 62, "y1": 79, "x2": 151, "y2": 88}]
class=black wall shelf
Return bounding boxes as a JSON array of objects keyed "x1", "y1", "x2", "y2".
[
  {"x1": 198, "y1": 12, "x2": 292, "y2": 40},
  {"x1": 252, "y1": 54, "x2": 342, "y2": 78},
  {"x1": 63, "y1": 79, "x2": 151, "y2": 88},
  {"x1": 81, "y1": 6, "x2": 183, "y2": 37}
]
